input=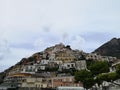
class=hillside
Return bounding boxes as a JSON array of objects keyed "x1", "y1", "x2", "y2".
[
  {"x1": 1, "y1": 38, "x2": 120, "y2": 84},
  {"x1": 0, "y1": 43, "x2": 85, "y2": 82},
  {"x1": 0, "y1": 41, "x2": 120, "y2": 89},
  {"x1": 0, "y1": 66, "x2": 13, "y2": 84},
  {"x1": 94, "y1": 38, "x2": 120, "y2": 58}
]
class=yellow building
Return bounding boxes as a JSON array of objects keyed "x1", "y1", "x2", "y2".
[
  {"x1": 21, "y1": 77, "x2": 50, "y2": 88},
  {"x1": 4, "y1": 73, "x2": 32, "y2": 88},
  {"x1": 86, "y1": 53, "x2": 101, "y2": 60},
  {"x1": 22, "y1": 78, "x2": 39, "y2": 88},
  {"x1": 55, "y1": 50, "x2": 76, "y2": 63}
]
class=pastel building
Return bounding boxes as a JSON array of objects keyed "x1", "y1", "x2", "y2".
[
  {"x1": 55, "y1": 50, "x2": 76, "y2": 63},
  {"x1": 86, "y1": 53, "x2": 102, "y2": 60},
  {"x1": 51, "y1": 76, "x2": 83, "y2": 88}
]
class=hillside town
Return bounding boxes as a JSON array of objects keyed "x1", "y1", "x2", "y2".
[{"x1": 0, "y1": 43, "x2": 120, "y2": 90}]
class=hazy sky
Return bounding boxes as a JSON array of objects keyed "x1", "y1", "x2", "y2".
[{"x1": 0, "y1": 0, "x2": 120, "y2": 72}]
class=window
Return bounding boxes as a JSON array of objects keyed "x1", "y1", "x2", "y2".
[
  {"x1": 71, "y1": 64, "x2": 74, "y2": 67},
  {"x1": 67, "y1": 65, "x2": 70, "y2": 67}
]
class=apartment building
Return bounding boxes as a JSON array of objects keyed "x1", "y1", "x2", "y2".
[{"x1": 55, "y1": 50, "x2": 76, "y2": 63}]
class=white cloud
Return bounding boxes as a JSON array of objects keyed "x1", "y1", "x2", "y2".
[
  {"x1": 70, "y1": 35, "x2": 86, "y2": 50},
  {"x1": 0, "y1": 39, "x2": 10, "y2": 60},
  {"x1": 33, "y1": 38, "x2": 48, "y2": 51}
]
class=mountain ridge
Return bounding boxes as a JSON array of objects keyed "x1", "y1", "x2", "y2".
[{"x1": 94, "y1": 38, "x2": 120, "y2": 58}]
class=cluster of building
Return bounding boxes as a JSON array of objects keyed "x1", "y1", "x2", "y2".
[
  {"x1": 0, "y1": 43, "x2": 120, "y2": 90},
  {"x1": 8, "y1": 43, "x2": 87, "y2": 75},
  {"x1": 0, "y1": 43, "x2": 85, "y2": 89},
  {"x1": 2, "y1": 73, "x2": 82, "y2": 89}
]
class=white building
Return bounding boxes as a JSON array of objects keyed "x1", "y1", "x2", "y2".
[
  {"x1": 35, "y1": 64, "x2": 46, "y2": 71},
  {"x1": 86, "y1": 53, "x2": 102, "y2": 60},
  {"x1": 40, "y1": 59, "x2": 49, "y2": 65},
  {"x1": 59, "y1": 62, "x2": 75, "y2": 70},
  {"x1": 22, "y1": 65, "x2": 36, "y2": 74}
]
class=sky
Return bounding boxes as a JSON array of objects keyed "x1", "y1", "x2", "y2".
[{"x1": 0, "y1": 0, "x2": 120, "y2": 72}]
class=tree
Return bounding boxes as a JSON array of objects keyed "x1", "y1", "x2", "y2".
[
  {"x1": 116, "y1": 64, "x2": 120, "y2": 77},
  {"x1": 96, "y1": 73, "x2": 109, "y2": 83},
  {"x1": 96, "y1": 72, "x2": 118, "y2": 90},
  {"x1": 75, "y1": 70, "x2": 95, "y2": 89},
  {"x1": 84, "y1": 78, "x2": 95, "y2": 89},
  {"x1": 89, "y1": 61, "x2": 109, "y2": 76},
  {"x1": 96, "y1": 72, "x2": 117, "y2": 85},
  {"x1": 28, "y1": 57, "x2": 35, "y2": 62},
  {"x1": 108, "y1": 72, "x2": 118, "y2": 82}
]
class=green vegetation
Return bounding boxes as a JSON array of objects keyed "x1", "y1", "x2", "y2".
[
  {"x1": 96, "y1": 72, "x2": 118, "y2": 85},
  {"x1": 75, "y1": 70, "x2": 95, "y2": 89},
  {"x1": 75, "y1": 61, "x2": 120, "y2": 89},
  {"x1": 88, "y1": 61, "x2": 109, "y2": 76},
  {"x1": 116, "y1": 64, "x2": 120, "y2": 77},
  {"x1": 108, "y1": 72, "x2": 118, "y2": 81}
]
